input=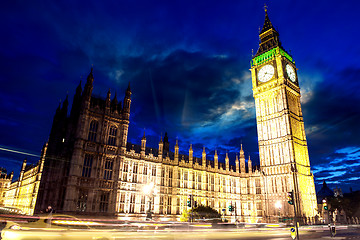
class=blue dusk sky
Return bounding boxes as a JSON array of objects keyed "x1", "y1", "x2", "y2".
[{"x1": 0, "y1": 1, "x2": 359, "y2": 192}]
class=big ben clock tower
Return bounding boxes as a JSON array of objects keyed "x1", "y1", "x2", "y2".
[{"x1": 251, "y1": 8, "x2": 317, "y2": 220}]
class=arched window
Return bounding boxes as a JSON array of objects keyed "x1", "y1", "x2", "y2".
[
  {"x1": 88, "y1": 120, "x2": 98, "y2": 142},
  {"x1": 108, "y1": 126, "x2": 117, "y2": 146}
]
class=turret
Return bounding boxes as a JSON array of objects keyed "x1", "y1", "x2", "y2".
[
  {"x1": 83, "y1": 68, "x2": 94, "y2": 107},
  {"x1": 39, "y1": 142, "x2": 48, "y2": 173},
  {"x1": 111, "y1": 92, "x2": 119, "y2": 112},
  {"x1": 225, "y1": 152, "x2": 229, "y2": 171},
  {"x1": 55, "y1": 102, "x2": 61, "y2": 119},
  {"x1": 214, "y1": 150, "x2": 218, "y2": 170},
  {"x1": 61, "y1": 94, "x2": 68, "y2": 117},
  {"x1": 158, "y1": 136, "x2": 163, "y2": 161},
  {"x1": 202, "y1": 147, "x2": 206, "y2": 167},
  {"x1": 235, "y1": 154, "x2": 239, "y2": 173},
  {"x1": 19, "y1": 159, "x2": 27, "y2": 182},
  {"x1": 106, "y1": 89, "x2": 111, "y2": 110},
  {"x1": 141, "y1": 131, "x2": 146, "y2": 158},
  {"x1": 174, "y1": 139, "x2": 179, "y2": 163},
  {"x1": 240, "y1": 144, "x2": 246, "y2": 173},
  {"x1": 189, "y1": 144, "x2": 193, "y2": 165},
  {"x1": 248, "y1": 155, "x2": 252, "y2": 173},
  {"x1": 70, "y1": 80, "x2": 82, "y2": 120},
  {"x1": 123, "y1": 82, "x2": 131, "y2": 120}
]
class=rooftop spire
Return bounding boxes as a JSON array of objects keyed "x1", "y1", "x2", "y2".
[
  {"x1": 84, "y1": 67, "x2": 94, "y2": 100},
  {"x1": 260, "y1": 8, "x2": 274, "y2": 34},
  {"x1": 125, "y1": 81, "x2": 131, "y2": 97},
  {"x1": 255, "y1": 7, "x2": 283, "y2": 57},
  {"x1": 142, "y1": 130, "x2": 146, "y2": 140},
  {"x1": 87, "y1": 67, "x2": 94, "y2": 83},
  {"x1": 76, "y1": 80, "x2": 82, "y2": 95},
  {"x1": 112, "y1": 91, "x2": 118, "y2": 105}
]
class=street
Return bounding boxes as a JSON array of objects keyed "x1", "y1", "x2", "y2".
[{"x1": 1, "y1": 216, "x2": 360, "y2": 240}]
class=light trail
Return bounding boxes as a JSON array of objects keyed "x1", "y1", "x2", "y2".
[{"x1": 0, "y1": 146, "x2": 40, "y2": 158}]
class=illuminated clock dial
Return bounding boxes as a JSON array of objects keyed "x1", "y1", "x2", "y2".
[
  {"x1": 257, "y1": 64, "x2": 275, "y2": 82},
  {"x1": 286, "y1": 64, "x2": 296, "y2": 82}
]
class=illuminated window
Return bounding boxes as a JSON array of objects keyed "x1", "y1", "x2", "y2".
[
  {"x1": 107, "y1": 126, "x2": 117, "y2": 146},
  {"x1": 159, "y1": 196, "x2": 164, "y2": 214},
  {"x1": 132, "y1": 173, "x2": 137, "y2": 183},
  {"x1": 104, "y1": 159, "x2": 113, "y2": 180},
  {"x1": 119, "y1": 192, "x2": 125, "y2": 213},
  {"x1": 82, "y1": 154, "x2": 93, "y2": 178},
  {"x1": 255, "y1": 179, "x2": 261, "y2": 194},
  {"x1": 167, "y1": 196, "x2": 172, "y2": 213},
  {"x1": 129, "y1": 193, "x2": 135, "y2": 213},
  {"x1": 88, "y1": 120, "x2": 98, "y2": 142},
  {"x1": 140, "y1": 196, "x2": 145, "y2": 213},
  {"x1": 133, "y1": 163, "x2": 138, "y2": 174},
  {"x1": 143, "y1": 164, "x2": 148, "y2": 175},
  {"x1": 123, "y1": 162, "x2": 128, "y2": 172}
]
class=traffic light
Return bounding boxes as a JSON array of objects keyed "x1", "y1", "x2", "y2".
[
  {"x1": 323, "y1": 199, "x2": 328, "y2": 210},
  {"x1": 287, "y1": 191, "x2": 294, "y2": 205},
  {"x1": 187, "y1": 195, "x2": 192, "y2": 207},
  {"x1": 228, "y1": 205, "x2": 234, "y2": 212}
]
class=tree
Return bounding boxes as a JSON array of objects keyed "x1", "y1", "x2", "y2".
[
  {"x1": 180, "y1": 209, "x2": 190, "y2": 222},
  {"x1": 192, "y1": 205, "x2": 222, "y2": 222},
  {"x1": 180, "y1": 205, "x2": 222, "y2": 222}
]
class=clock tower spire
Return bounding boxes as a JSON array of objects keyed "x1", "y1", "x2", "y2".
[
  {"x1": 256, "y1": 8, "x2": 283, "y2": 56},
  {"x1": 251, "y1": 9, "x2": 317, "y2": 221}
]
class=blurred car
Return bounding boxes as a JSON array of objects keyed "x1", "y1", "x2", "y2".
[{"x1": 0, "y1": 214, "x2": 111, "y2": 240}]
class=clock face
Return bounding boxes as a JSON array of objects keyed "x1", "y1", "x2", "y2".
[
  {"x1": 286, "y1": 64, "x2": 296, "y2": 82},
  {"x1": 257, "y1": 64, "x2": 275, "y2": 82}
]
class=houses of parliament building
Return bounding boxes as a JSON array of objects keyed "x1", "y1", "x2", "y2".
[{"x1": 0, "y1": 9, "x2": 317, "y2": 223}]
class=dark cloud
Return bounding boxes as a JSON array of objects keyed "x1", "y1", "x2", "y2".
[{"x1": 304, "y1": 67, "x2": 360, "y2": 175}]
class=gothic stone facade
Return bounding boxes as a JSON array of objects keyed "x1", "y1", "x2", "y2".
[
  {"x1": 4, "y1": 9, "x2": 317, "y2": 223},
  {"x1": 32, "y1": 68, "x2": 266, "y2": 222}
]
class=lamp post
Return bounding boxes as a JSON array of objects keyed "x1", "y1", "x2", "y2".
[
  {"x1": 275, "y1": 201, "x2": 282, "y2": 223},
  {"x1": 143, "y1": 182, "x2": 155, "y2": 220},
  {"x1": 262, "y1": 171, "x2": 269, "y2": 223}
]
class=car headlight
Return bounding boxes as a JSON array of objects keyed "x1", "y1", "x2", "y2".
[{"x1": 10, "y1": 224, "x2": 22, "y2": 230}]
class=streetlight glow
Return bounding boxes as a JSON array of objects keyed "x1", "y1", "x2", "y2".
[
  {"x1": 142, "y1": 182, "x2": 154, "y2": 195},
  {"x1": 275, "y1": 201, "x2": 282, "y2": 223},
  {"x1": 275, "y1": 201, "x2": 282, "y2": 209}
]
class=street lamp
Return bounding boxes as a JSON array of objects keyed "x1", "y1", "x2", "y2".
[
  {"x1": 142, "y1": 182, "x2": 155, "y2": 220},
  {"x1": 275, "y1": 201, "x2": 282, "y2": 223}
]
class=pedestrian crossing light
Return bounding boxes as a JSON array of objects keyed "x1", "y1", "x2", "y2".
[{"x1": 287, "y1": 191, "x2": 294, "y2": 205}]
